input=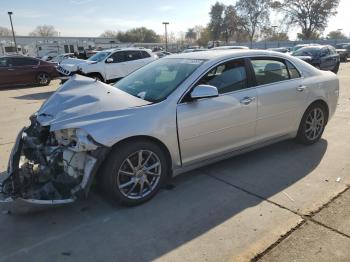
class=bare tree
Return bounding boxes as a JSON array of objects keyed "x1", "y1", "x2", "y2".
[
  {"x1": 185, "y1": 28, "x2": 197, "y2": 43},
  {"x1": 0, "y1": 26, "x2": 12, "y2": 37},
  {"x1": 236, "y1": 0, "x2": 271, "y2": 46},
  {"x1": 29, "y1": 25, "x2": 58, "y2": 37},
  {"x1": 100, "y1": 30, "x2": 118, "y2": 38},
  {"x1": 272, "y1": 0, "x2": 340, "y2": 40}
]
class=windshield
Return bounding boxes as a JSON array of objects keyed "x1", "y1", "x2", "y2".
[
  {"x1": 293, "y1": 47, "x2": 320, "y2": 57},
  {"x1": 88, "y1": 51, "x2": 110, "y2": 62},
  {"x1": 114, "y1": 58, "x2": 204, "y2": 102}
]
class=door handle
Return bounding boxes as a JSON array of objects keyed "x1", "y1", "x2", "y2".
[
  {"x1": 297, "y1": 85, "x2": 306, "y2": 92},
  {"x1": 7, "y1": 68, "x2": 14, "y2": 71},
  {"x1": 240, "y1": 96, "x2": 255, "y2": 105}
]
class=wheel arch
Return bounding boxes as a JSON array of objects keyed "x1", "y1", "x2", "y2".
[
  {"x1": 86, "y1": 72, "x2": 105, "y2": 82},
  {"x1": 109, "y1": 135, "x2": 173, "y2": 175},
  {"x1": 305, "y1": 99, "x2": 330, "y2": 124}
]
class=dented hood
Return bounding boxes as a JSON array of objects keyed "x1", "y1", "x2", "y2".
[{"x1": 37, "y1": 75, "x2": 150, "y2": 134}]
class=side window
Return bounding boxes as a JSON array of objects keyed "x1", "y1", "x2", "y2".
[
  {"x1": 251, "y1": 59, "x2": 289, "y2": 85},
  {"x1": 141, "y1": 51, "x2": 151, "y2": 58},
  {"x1": 110, "y1": 52, "x2": 125, "y2": 63},
  {"x1": 198, "y1": 59, "x2": 248, "y2": 94},
  {"x1": 321, "y1": 48, "x2": 330, "y2": 56},
  {"x1": 125, "y1": 51, "x2": 142, "y2": 61},
  {"x1": 0, "y1": 58, "x2": 8, "y2": 67},
  {"x1": 10, "y1": 57, "x2": 38, "y2": 66},
  {"x1": 286, "y1": 61, "x2": 301, "y2": 79}
]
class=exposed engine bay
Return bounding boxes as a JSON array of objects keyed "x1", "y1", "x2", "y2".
[{"x1": 0, "y1": 115, "x2": 108, "y2": 207}]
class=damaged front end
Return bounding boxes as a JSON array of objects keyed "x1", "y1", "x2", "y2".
[{"x1": 0, "y1": 115, "x2": 108, "y2": 209}]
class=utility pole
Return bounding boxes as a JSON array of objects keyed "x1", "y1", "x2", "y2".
[
  {"x1": 7, "y1": 11, "x2": 18, "y2": 54},
  {"x1": 162, "y1": 22, "x2": 169, "y2": 52}
]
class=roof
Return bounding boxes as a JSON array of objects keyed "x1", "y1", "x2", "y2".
[
  {"x1": 167, "y1": 49, "x2": 288, "y2": 61},
  {"x1": 103, "y1": 47, "x2": 151, "y2": 52}
]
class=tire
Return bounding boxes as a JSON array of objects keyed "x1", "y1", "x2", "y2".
[
  {"x1": 100, "y1": 140, "x2": 169, "y2": 206},
  {"x1": 296, "y1": 102, "x2": 327, "y2": 145},
  {"x1": 87, "y1": 73, "x2": 103, "y2": 82},
  {"x1": 36, "y1": 72, "x2": 51, "y2": 86},
  {"x1": 332, "y1": 63, "x2": 340, "y2": 74}
]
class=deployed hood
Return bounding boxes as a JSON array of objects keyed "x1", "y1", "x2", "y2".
[{"x1": 37, "y1": 75, "x2": 150, "y2": 133}]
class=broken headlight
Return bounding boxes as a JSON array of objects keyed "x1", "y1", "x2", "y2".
[{"x1": 54, "y1": 128, "x2": 99, "y2": 152}]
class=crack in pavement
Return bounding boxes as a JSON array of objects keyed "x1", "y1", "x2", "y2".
[{"x1": 202, "y1": 172, "x2": 350, "y2": 261}]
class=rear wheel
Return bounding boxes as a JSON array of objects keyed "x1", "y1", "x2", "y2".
[
  {"x1": 36, "y1": 72, "x2": 51, "y2": 86},
  {"x1": 296, "y1": 103, "x2": 327, "y2": 145},
  {"x1": 100, "y1": 140, "x2": 169, "y2": 206}
]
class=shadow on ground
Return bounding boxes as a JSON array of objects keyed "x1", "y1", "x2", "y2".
[
  {"x1": 0, "y1": 139, "x2": 327, "y2": 261},
  {"x1": 12, "y1": 91, "x2": 54, "y2": 101}
]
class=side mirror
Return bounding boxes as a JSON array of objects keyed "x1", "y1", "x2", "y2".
[
  {"x1": 106, "y1": 58, "x2": 114, "y2": 63},
  {"x1": 190, "y1": 84, "x2": 219, "y2": 99}
]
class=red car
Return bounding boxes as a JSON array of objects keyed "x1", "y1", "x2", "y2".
[{"x1": 0, "y1": 55, "x2": 59, "y2": 87}]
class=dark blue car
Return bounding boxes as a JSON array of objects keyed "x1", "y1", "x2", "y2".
[{"x1": 292, "y1": 45, "x2": 340, "y2": 74}]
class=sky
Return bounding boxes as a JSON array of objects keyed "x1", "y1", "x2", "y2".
[{"x1": 0, "y1": 0, "x2": 349, "y2": 40}]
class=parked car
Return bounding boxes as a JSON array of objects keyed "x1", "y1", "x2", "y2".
[
  {"x1": 292, "y1": 45, "x2": 340, "y2": 73},
  {"x1": 182, "y1": 48, "x2": 208, "y2": 53},
  {"x1": 1, "y1": 50, "x2": 339, "y2": 208},
  {"x1": 50, "y1": 53, "x2": 76, "y2": 64},
  {"x1": 292, "y1": 43, "x2": 320, "y2": 52},
  {"x1": 154, "y1": 51, "x2": 172, "y2": 58},
  {"x1": 335, "y1": 43, "x2": 350, "y2": 62},
  {"x1": 57, "y1": 48, "x2": 157, "y2": 83},
  {"x1": 267, "y1": 47, "x2": 290, "y2": 53},
  {"x1": 212, "y1": 46, "x2": 249, "y2": 50},
  {"x1": 0, "y1": 55, "x2": 59, "y2": 87}
]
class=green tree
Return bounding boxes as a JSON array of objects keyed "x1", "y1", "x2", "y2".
[
  {"x1": 272, "y1": 0, "x2": 340, "y2": 40},
  {"x1": 197, "y1": 27, "x2": 212, "y2": 47},
  {"x1": 29, "y1": 25, "x2": 57, "y2": 37},
  {"x1": 222, "y1": 5, "x2": 243, "y2": 43},
  {"x1": 236, "y1": 0, "x2": 271, "y2": 45},
  {"x1": 208, "y1": 2, "x2": 225, "y2": 41},
  {"x1": 117, "y1": 27, "x2": 160, "y2": 43},
  {"x1": 327, "y1": 30, "x2": 346, "y2": 39}
]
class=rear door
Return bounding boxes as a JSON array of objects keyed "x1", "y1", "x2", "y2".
[
  {"x1": 123, "y1": 51, "x2": 145, "y2": 75},
  {"x1": 0, "y1": 57, "x2": 16, "y2": 86},
  {"x1": 249, "y1": 57, "x2": 306, "y2": 140}
]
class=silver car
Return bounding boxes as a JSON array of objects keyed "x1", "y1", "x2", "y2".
[{"x1": 0, "y1": 50, "x2": 339, "y2": 208}]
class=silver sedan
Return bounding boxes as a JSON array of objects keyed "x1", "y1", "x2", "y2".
[{"x1": 1, "y1": 50, "x2": 339, "y2": 208}]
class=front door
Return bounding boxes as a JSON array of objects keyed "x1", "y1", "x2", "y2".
[
  {"x1": 105, "y1": 51, "x2": 127, "y2": 80},
  {"x1": 177, "y1": 58, "x2": 258, "y2": 165}
]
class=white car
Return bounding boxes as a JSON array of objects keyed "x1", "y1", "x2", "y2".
[{"x1": 56, "y1": 48, "x2": 157, "y2": 82}]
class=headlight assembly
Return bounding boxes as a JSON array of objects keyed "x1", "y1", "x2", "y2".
[{"x1": 54, "y1": 128, "x2": 99, "y2": 151}]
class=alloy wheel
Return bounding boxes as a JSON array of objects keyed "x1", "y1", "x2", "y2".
[
  {"x1": 304, "y1": 108, "x2": 325, "y2": 141},
  {"x1": 38, "y1": 73, "x2": 49, "y2": 85},
  {"x1": 117, "y1": 150, "x2": 162, "y2": 200}
]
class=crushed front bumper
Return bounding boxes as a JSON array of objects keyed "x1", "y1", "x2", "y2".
[{"x1": 0, "y1": 124, "x2": 107, "y2": 212}]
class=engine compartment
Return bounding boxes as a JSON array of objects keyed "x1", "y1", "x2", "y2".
[{"x1": 1, "y1": 116, "x2": 105, "y2": 204}]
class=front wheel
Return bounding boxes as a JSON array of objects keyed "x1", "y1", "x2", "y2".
[
  {"x1": 100, "y1": 140, "x2": 169, "y2": 206},
  {"x1": 296, "y1": 103, "x2": 327, "y2": 145}
]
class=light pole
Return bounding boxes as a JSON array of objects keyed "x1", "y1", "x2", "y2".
[
  {"x1": 162, "y1": 22, "x2": 169, "y2": 52},
  {"x1": 272, "y1": 25, "x2": 278, "y2": 47},
  {"x1": 7, "y1": 11, "x2": 18, "y2": 54}
]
